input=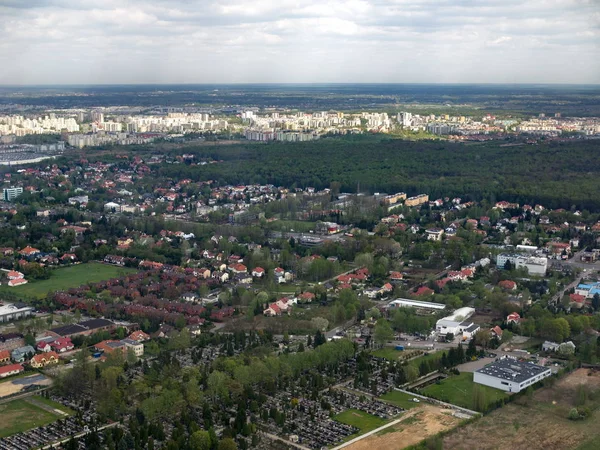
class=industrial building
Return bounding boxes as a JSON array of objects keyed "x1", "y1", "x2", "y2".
[
  {"x1": 496, "y1": 254, "x2": 548, "y2": 276},
  {"x1": 474, "y1": 358, "x2": 551, "y2": 393},
  {"x1": 0, "y1": 302, "x2": 34, "y2": 323},
  {"x1": 388, "y1": 298, "x2": 446, "y2": 311},
  {"x1": 435, "y1": 307, "x2": 476, "y2": 335}
]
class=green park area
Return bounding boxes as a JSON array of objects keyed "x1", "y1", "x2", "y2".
[
  {"x1": 421, "y1": 372, "x2": 509, "y2": 412},
  {"x1": 0, "y1": 396, "x2": 73, "y2": 438},
  {"x1": 0, "y1": 262, "x2": 136, "y2": 300},
  {"x1": 334, "y1": 408, "x2": 389, "y2": 437},
  {"x1": 379, "y1": 390, "x2": 420, "y2": 410}
]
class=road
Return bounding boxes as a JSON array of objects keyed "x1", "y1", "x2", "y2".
[
  {"x1": 548, "y1": 265, "x2": 598, "y2": 306},
  {"x1": 261, "y1": 431, "x2": 312, "y2": 450}
]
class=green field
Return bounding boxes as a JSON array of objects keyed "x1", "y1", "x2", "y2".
[
  {"x1": 379, "y1": 390, "x2": 420, "y2": 409},
  {"x1": 421, "y1": 372, "x2": 509, "y2": 412},
  {"x1": 0, "y1": 397, "x2": 72, "y2": 438},
  {"x1": 0, "y1": 262, "x2": 136, "y2": 300},
  {"x1": 334, "y1": 409, "x2": 389, "y2": 436}
]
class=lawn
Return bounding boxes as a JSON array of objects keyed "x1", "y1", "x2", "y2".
[
  {"x1": 0, "y1": 262, "x2": 136, "y2": 300},
  {"x1": 0, "y1": 397, "x2": 69, "y2": 438},
  {"x1": 334, "y1": 409, "x2": 389, "y2": 435},
  {"x1": 379, "y1": 390, "x2": 420, "y2": 410},
  {"x1": 421, "y1": 372, "x2": 509, "y2": 412},
  {"x1": 408, "y1": 351, "x2": 447, "y2": 369},
  {"x1": 372, "y1": 346, "x2": 406, "y2": 361}
]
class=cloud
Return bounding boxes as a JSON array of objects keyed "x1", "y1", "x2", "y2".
[{"x1": 0, "y1": 0, "x2": 598, "y2": 84}]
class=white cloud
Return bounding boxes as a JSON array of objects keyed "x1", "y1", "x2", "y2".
[{"x1": 0, "y1": 0, "x2": 598, "y2": 84}]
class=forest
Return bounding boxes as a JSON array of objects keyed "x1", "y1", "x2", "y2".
[{"x1": 154, "y1": 136, "x2": 600, "y2": 211}]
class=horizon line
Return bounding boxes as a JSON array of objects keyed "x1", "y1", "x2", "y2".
[{"x1": 1, "y1": 82, "x2": 599, "y2": 88}]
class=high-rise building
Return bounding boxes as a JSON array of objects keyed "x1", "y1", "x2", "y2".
[{"x1": 3, "y1": 187, "x2": 23, "y2": 202}]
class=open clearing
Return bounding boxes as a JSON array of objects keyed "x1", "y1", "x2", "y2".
[
  {"x1": 421, "y1": 371, "x2": 509, "y2": 411},
  {"x1": 0, "y1": 262, "x2": 136, "y2": 300},
  {"x1": 334, "y1": 409, "x2": 388, "y2": 436},
  {"x1": 345, "y1": 405, "x2": 462, "y2": 450},
  {"x1": 379, "y1": 390, "x2": 420, "y2": 409},
  {"x1": 0, "y1": 373, "x2": 52, "y2": 398},
  {"x1": 0, "y1": 396, "x2": 72, "y2": 438},
  {"x1": 443, "y1": 368, "x2": 600, "y2": 450}
]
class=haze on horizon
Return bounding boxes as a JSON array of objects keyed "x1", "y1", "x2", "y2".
[{"x1": 0, "y1": 0, "x2": 599, "y2": 86}]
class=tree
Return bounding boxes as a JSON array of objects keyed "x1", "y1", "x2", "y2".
[
  {"x1": 311, "y1": 317, "x2": 329, "y2": 332},
  {"x1": 592, "y1": 294, "x2": 600, "y2": 311},
  {"x1": 218, "y1": 438, "x2": 238, "y2": 450},
  {"x1": 190, "y1": 431, "x2": 211, "y2": 450},
  {"x1": 374, "y1": 320, "x2": 393, "y2": 346},
  {"x1": 313, "y1": 330, "x2": 326, "y2": 348}
]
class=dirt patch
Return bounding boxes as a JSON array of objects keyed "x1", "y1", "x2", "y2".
[
  {"x1": 443, "y1": 369, "x2": 600, "y2": 450},
  {"x1": 0, "y1": 375, "x2": 51, "y2": 398},
  {"x1": 346, "y1": 405, "x2": 461, "y2": 450}
]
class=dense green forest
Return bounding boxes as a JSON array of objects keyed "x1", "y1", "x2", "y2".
[{"x1": 155, "y1": 136, "x2": 600, "y2": 210}]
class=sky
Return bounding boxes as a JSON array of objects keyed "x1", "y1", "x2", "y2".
[{"x1": 0, "y1": 0, "x2": 599, "y2": 85}]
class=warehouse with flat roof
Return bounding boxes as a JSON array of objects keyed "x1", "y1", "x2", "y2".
[
  {"x1": 474, "y1": 358, "x2": 551, "y2": 393},
  {"x1": 388, "y1": 298, "x2": 446, "y2": 311}
]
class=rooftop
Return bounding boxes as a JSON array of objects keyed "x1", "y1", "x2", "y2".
[{"x1": 476, "y1": 358, "x2": 550, "y2": 383}]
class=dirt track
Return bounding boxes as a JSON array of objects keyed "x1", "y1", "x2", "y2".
[{"x1": 346, "y1": 405, "x2": 461, "y2": 450}]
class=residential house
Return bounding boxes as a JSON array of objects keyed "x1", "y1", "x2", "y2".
[
  {"x1": 425, "y1": 228, "x2": 444, "y2": 241},
  {"x1": 252, "y1": 267, "x2": 265, "y2": 278},
  {"x1": 11, "y1": 345, "x2": 35, "y2": 363},
  {"x1": 506, "y1": 312, "x2": 521, "y2": 325},
  {"x1": 51, "y1": 337, "x2": 74, "y2": 353},
  {"x1": 0, "y1": 363, "x2": 24, "y2": 378},
  {"x1": 128, "y1": 330, "x2": 150, "y2": 342},
  {"x1": 228, "y1": 263, "x2": 247, "y2": 274},
  {"x1": 490, "y1": 326, "x2": 503, "y2": 339},
  {"x1": 0, "y1": 349, "x2": 10, "y2": 364},
  {"x1": 210, "y1": 307, "x2": 235, "y2": 321},
  {"x1": 36, "y1": 340, "x2": 52, "y2": 353},
  {"x1": 298, "y1": 292, "x2": 316, "y2": 303},
  {"x1": 415, "y1": 286, "x2": 434, "y2": 297},
  {"x1": 30, "y1": 351, "x2": 60, "y2": 368},
  {"x1": 498, "y1": 280, "x2": 517, "y2": 291}
]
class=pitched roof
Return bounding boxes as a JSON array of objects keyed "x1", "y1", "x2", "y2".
[{"x1": 0, "y1": 363, "x2": 24, "y2": 376}]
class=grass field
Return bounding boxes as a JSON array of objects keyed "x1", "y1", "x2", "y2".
[
  {"x1": 442, "y1": 369, "x2": 600, "y2": 450},
  {"x1": 421, "y1": 372, "x2": 509, "y2": 412},
  {"x1": 0, "y1": 262, "x2": 136, "y2": 300},
  {"x1": 334, "y1": 409, "x2": 389, "y2": 436},
  {"x1": 0, "y1": 397, "x2": 72, "y2": 438},
  {"x1": 379, "y1": 390, "x2": 420, "y2": 409}
]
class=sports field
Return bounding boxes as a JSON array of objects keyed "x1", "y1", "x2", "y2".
[{"x1": 0, "y1": 262, "x2": 136, "y2": 300}]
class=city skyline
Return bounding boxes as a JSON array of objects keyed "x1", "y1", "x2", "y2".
[{"x1": 0, "y1": 0, "x2": 599, "y2": 85}]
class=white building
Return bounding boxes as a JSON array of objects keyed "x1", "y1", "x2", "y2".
[
  {"x1": 435, "y1": 307, "x2": 475, "y2": 335},
  {"x1": 496, "y1": 254, "x2": 547, "y2": 276},
  {"x1": 388, "y1": 298, "x2": 446, "y2": 311},
  {"x1": 0, "y1": 302, "x2": 34, "y2": 323},
  {"x1": 3, "y1": 187, "x2": 23, "y2": 202},
  {"x1": 121, "y1": 338, "x2": 144, "y2": 357},
  {"x1": 474, "y1": 358, "x2": 551, "y2": 393}
]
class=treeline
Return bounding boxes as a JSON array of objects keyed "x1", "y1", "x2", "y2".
[{"x1": 156, "y1": 137, "x2": 600, "y2": 210}]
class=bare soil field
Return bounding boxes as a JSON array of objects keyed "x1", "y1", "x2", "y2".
[
  {"x1": 0, "y1": 374, "x2": 51, "y2": 398},
  {"x1": 442, "y1": 369, "x2": 600, "y2": 450},
  {"x1": 346, "y1": 405, "x2": 461, "y2": 450}
]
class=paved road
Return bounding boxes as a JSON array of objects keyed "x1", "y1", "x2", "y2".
[{"x1": 261, "y1": 431, "x2": 311, "y2": 450}]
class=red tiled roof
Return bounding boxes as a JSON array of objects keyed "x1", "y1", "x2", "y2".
[{"x1": 0, "y1": 363, "x2": 24, "y2": 376}]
